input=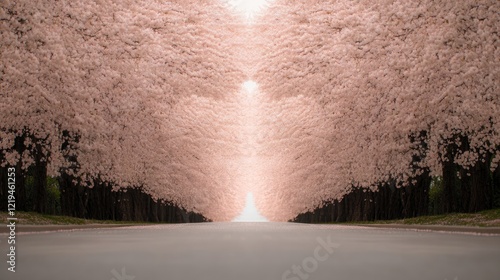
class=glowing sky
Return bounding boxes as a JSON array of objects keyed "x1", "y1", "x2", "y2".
[
  {"x1": 227, "y1": 0, "x2": 270, "y2": 19},
  {"x1": 233, "y1": 80, "x2": 269, "y2": 221},
  {"x1": 233, "y1": 193, "x2": 269, "y2": 222},
  {"x1": 242, "y1": 80, "x2": 258, "y2": 93}
]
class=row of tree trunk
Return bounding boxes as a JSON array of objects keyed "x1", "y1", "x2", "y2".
[
  {"x1": 1, "y1": 131, "x2": 499, "y2": 223},
  {"x1": 0, "y1": 130, "x2": 208, "y2": 223},
  {"x1": 0, "y1": 132, "x2": 208, "y2": 223},
  {"x1": 292, "y1": 174, "x2": 430, "y2": 223},
  {"x1": 292, "y1": 159, "x2": 500, "y2": 223},
  {"x1": 58, "y1": 174, "x2": 208, "y2": 223},
  {"x1": 0, "y1": 163, "x2": 208, "y2": 223},
  {"x1": 441, "y1": 149, "x2": 496, "y2": 214}
]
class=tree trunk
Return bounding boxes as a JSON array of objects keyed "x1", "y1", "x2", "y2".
[
  {"x1": 59, "y1": 174, "x2": 71, "y2": 216},
  {"x1": 33, "y1": 144, "x2": 48, "y2": 213},
  {"x1": 0, "y1": 165, "x2": 6, "y2": 211},
  {"x1": 442, "y1": 152, "x2": 458, "y2": 213},
  {"x1": 469, "y1": 154, "x2": 493, "y2": 212},
  {"x1": 13, "y1": 135, "x2": 27, "y2": 211},
  {"x1": 403, "y1": 170, "x2": 431, "y2": 218},
  {"x1": 362, "y1": 190, "x2": 374, "y2": 221},
  {"x1": 416, "y1": 171, "x2": 431, "y2": 216},
  {"x1": 493, "y1": 166, "x2": 500, "y2": 208},
  {"x1": 459, "y1": 166, "x2": 472, "y2": 212}
]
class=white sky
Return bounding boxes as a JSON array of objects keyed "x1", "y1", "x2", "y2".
[
  {"x1": 233, "y1": 193, "x2": 269, "y2": 222},
  {"x1": 227, "y1": 0, "x2": 270, "y2": 19},
  {"x1": 243, "y1": 80, "x2": 258, "y2": 93}
]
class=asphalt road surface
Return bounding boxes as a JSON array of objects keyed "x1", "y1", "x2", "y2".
[{"x1": 1, "y1": 223, "x2": 500, "y2": 280}]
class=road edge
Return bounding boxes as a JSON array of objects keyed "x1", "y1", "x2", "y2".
[
  {"x1": 0, "y1": 223, "x2": 147, "y2": 234},
  {"x1": 349, "y1": 224, "x2": 500, "y2": 235}
]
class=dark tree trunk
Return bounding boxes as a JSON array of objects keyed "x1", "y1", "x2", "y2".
[
  {"x1": 59, "y1": 175, "x2": 69, "y2": 216},
  {"x1": 388, "y1": 181, "x2": 402, "y2": 220},
  {"x1": 362, "y1": 190, "x2": 374, "y2": 221},
  {"x1": 401, "y1": 185, "x2": 413, "y2": 218},
  {"x1": 373, "y1": 183, "x2": 387, "y2": 220},
  {"x1": 442, "y1": 155, "x2": 458, "y2": 213},
  {"x1": 459, "y1": 166, "x2": 472, "y2": 212},
  {"x1": 457, "y1": 135, "x2": 471, "y2": 212},
  {"x1": 13, "y1": 134, "x2": 27, "y2": 211},
  {"x1": 149, "y1": 197, "x2": 159, "y2": 223},
  {"x1": 402, "y1": 169, "x2": 431, "y2": 218},
  {"x1": 493, "y1": 166, "x2": 500, "y2": 208},
  {"x1": 404, "y1": 130, "x2": 431, "y2": 218},
  {"x1": 469, "y1": 154, "x2": 493, "y2": 212},
  {"x1": 351, "y1": 188, "x2": 363, "y2": 221},
  {"x1": 121, "y1": 190, "x2": 132, "y2": 221},
  {"x1": 158, "y1": 202, "x2": 165, "y2": 222},
  {"x1": 331, "y1": 200, "x2": 338, "y2": 222},
  {"x1": 0, "y1": 165, "x2": 6, "y2": 211},
  {"x1": 78, "y1": 185, "x2": 89, "y2": 218},
  {"x1": 33, "y1": 143, "x2": 48, "y2": 213},
  {"x1": 416, "y1": 171, "x2": 431, "y2": 216}
]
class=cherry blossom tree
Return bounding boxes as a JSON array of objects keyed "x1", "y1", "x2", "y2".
[
  {"x1": 1, "y1": 0, "x2": 245, "y2": 221},
  {"x1": 254, "y1": 0, "x2": 499, "y2": 221}
]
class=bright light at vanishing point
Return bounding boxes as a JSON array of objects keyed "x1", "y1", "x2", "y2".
[
  {"x1": 233, "y1": 193, "x2": 268, "y2": 222},
  {"x1": 242, "y1": 80, "x2": 258, "y2": 93},
  {"x1": 228, "y1": 0, "x2": 269, "y2": 19}
]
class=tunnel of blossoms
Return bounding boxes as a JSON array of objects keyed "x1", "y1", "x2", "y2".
[{"x1": 1, "y1": 0, "x2": 499, "y2": 222}]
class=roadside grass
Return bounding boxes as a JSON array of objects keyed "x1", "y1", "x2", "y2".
[
  {"x1": 347, "y1": 208, "x2": 500, "y2": 227},
  {"x1": 0, "y1": 211, "x2": 149, "y2": 225}
]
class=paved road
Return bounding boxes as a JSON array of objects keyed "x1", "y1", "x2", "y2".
[{"x1": 1, "y1": 223, "x2": 500, "y2": 280}]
